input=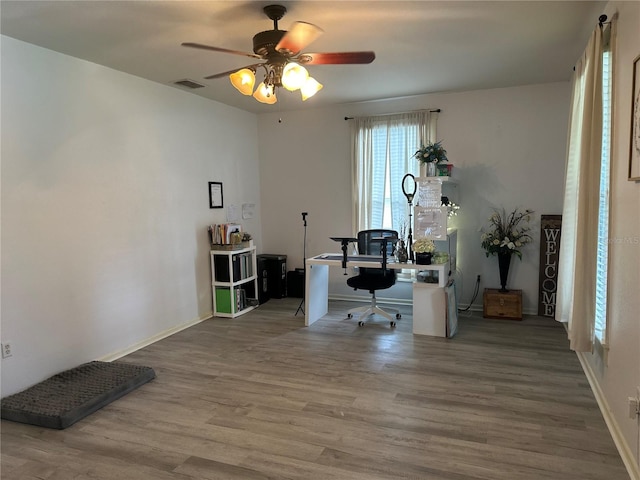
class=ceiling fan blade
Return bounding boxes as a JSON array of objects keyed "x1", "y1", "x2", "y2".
[
  {"x1": 182, "y1": 42, "x2": 261, "y2": 60},
  {"x1": 204, "y1": 63, "x2": 265, "y2": 80},
  {"x1": 297, "y1": 51, "x2": 376, "y2": 65},
  {"x1": 276, "y1": 21, "x2": 324, "y2": 55}
]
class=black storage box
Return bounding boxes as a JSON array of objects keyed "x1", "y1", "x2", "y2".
[
  {"x1": 256, "y1": 254, "x2": 287, "y2": 299},
  {"x1": 287, "y1": 269, "x2": 305, "y2": 298},
  {"x1": 256, "y1": 255, "x2": 270, "y2": 304}
]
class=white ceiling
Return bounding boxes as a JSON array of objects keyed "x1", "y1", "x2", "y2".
[{"x1": 1, "y1": 1, "x2": 606, "y2": 114}]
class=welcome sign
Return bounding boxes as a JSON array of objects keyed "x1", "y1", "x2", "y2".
[{"x1": 538, "y1": 215, "x2": 562, "y2": 317}]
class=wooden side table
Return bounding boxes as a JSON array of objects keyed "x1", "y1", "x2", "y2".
[{"x1": 483, "y1": 288, "x2": 523, "y2": 320}]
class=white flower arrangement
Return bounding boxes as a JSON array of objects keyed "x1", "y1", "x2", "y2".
[
  {"x1": 480, "y1": 207, "x2": 534, "y2": 259},
  {"x1": 413, "y1": 237, "x2": 436, "y2": 253}
]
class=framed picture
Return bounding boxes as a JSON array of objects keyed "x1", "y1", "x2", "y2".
[
  {"x1": 629, "y1": 54, "x2": 640, "y2": 181},
  {"x1": 209, "y1": 182, "x2": 223, "y2": 208}
]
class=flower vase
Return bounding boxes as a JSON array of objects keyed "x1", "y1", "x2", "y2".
[
  {"x1": 498, "y1": 251, "x2": 512, "y2": 292},
  {"x1": 415, "y1": 252, "x2": 432, "y2": 265},
  {"x1": 426, "y1": 162, "x2": 437, "y2": 177},
  {"x1": 395, "y1": 240, "x2": 408, "y2": 263}
]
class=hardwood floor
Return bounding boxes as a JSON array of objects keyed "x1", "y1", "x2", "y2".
[{"x1": 1, "y1": 298, "x2": 630, "y2": 479}]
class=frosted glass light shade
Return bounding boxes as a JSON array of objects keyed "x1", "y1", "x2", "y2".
[
  {"x1": 281, "y1": 62, "x2": 309, "y2": 91},
  {"x1": 229, "y1": 69, "x2": 255, "y2": 95},
  {"x1": 300, "y1": 77, "x2": 323, "y2": 101},
  {"x1": 253, "y1": 82, "x2": 277, "y2": 104}
]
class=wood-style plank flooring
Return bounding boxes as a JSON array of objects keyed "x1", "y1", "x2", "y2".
[{"x1": 1, "y1": 298, "x2": 630, "y2": 479}]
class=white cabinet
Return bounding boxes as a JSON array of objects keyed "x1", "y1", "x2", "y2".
[
  {"x1": 413, "y1": 280, "x2": 458, "y2": 337},
  {"x1": 210, "y1": 244, "x2": 258, "y2": 318},
  {"x1": 412, "y1": 283, "x2": 447, "y2": 337}
]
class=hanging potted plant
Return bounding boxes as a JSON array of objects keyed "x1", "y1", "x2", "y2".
[
  {"x1": 413, "y1": 140, "x2": 448, "y2": 176},
  {"x1": 480, "y1": 207, "x2": 534, "y2": 292}
]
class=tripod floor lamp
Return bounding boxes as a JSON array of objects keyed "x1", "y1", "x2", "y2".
[{"x1": 295, "y1": 212, "x2": 308, "y2": 316}]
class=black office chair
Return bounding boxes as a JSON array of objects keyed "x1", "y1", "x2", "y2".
[{"x1": 347, "y1": 229, "x2": 402, "y2": 327}]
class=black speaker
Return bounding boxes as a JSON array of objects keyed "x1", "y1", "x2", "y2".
[
  {"x1": 256, "y1": 255, "x2": 270, "y2": 304},
  {"x1": 287, "y1": 269, "x2": 305, "y2": 298},
  {"x1": 257, "y1": 254, "x2": 287, "y2": 299}
]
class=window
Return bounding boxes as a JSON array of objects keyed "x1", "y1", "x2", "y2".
[
  {"x1": 351, "y1": 111, "x2": 438, "y2": 233},
  {"x1": 594, "y1": 26, "x2": 613, "y2": 344},
  {"x1": 555, "y1": 19, "x2": 614, "y2": 352}
]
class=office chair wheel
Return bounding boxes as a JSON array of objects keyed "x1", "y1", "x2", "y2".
[
  {"x1": 358, "y1": 321, "x2": 365, "y2": 326},
  {"x1": 396, "y1": 313, "x2": 401, "y2": 319},
  {"x1": 390, "y1": 321, "x2": 396, "y2": 327},
  {"x1": 348, "y1": 313, "x2": 353, "y2": 319}
]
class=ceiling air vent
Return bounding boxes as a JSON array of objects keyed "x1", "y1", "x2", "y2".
[{"x1": 174, "y1": 79, "x2": 205, "y2": 89}]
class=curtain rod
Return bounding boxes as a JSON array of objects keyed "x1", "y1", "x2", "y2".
[
  {"x1": 344, "y1": 109, "x2": 441, "y2": 121},
  {"x1": 573, "y1": 15, "x2": 611, "y2": 71},
  {"x1": 598, "y1": 14, "x2": 609, "y2": 27}
]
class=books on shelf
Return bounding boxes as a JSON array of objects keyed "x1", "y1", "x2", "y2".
[
  {"x1": 234, "y1": 287, "x2": 258, "y2": 312},
  {"x1": 208, "y1": 223, "x2": 242, "y2": 246},
  {"x1": 235, "y1": 288, "x2": 245, "y2": 312},
  {"x1": 233, "y1": 252, "x2": 254, "y2": 281},
  {"x1": 213, "y1": 252, "x2": 254, "y2": 282}
]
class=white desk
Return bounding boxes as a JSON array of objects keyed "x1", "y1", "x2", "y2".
[{"x1": 305, "y1": 253, "x2": 450, "y2": 330}]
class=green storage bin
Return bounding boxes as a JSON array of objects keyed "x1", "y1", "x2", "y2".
[{"x1": 215, "y1": 287, "x2": 234, "y2": 314}]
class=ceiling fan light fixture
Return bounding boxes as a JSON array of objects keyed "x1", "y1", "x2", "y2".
[
  {"x1": 183, "y1": 4, "x2": 376, "y2": 107},
  {"x1": 253, "y1": 82, "x2": 277, "y2": 104},
  {"x1": 229, "y1": 68, "x2": 256, "y2": 95},
  {"x1": 281, "y1": 62, "x2": 309, "y2": 91},
  {"x1": 300, "y1": 77, "x2": 323, "y2": 101}
]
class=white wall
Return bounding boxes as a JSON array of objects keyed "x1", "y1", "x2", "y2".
[
  {"x1": 583, "y1": 2, "x2": 640, "y2": 475},
  {"x1": 258, "y1": 82, "x2": 570, "y2": 312},
  {"x1": 0, "y1": 36, "x2": 262, "y2": 396}
]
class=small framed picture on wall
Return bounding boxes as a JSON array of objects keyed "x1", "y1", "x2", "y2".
[
  {"x1": 629, "y1": 54, "x2": 640, "y2": 181},
  {"x1": 209, "y1": 182, "x2": 223, "y2": 208}
]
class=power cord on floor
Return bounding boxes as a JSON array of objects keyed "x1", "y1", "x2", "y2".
[{"x1": 458, "y1": 271, "x2": 480, "y2": 313}]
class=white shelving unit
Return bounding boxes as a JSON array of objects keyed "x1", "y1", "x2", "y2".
[
  {"x1": 210, "y1": 243, "x2": 258, "y2": 318},
  {"x1": 412, "y1": 176, "x2": 459, "y2": 337}
]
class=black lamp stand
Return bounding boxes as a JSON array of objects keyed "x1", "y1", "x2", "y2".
[{"x1": 295, "y1": 212, "x2": 308, "y2": 316}]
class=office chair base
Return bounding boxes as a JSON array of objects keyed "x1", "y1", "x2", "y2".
[{"x1": 348, "y1": 304, "x2": 401, "y2": 327}]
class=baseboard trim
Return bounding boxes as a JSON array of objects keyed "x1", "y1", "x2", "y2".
[
  {"x1": 327, "y1": 297, "x2": 534, "y2": 316},
  {"x1": 576, "y1": 351, "x2": 640, "y2": 480},
  {"x1": 328, "y1": 294, "x2": 413, "y2": 306},
  {"x1": 97, "y1": 312, "x2": 212, "y2": 362}
]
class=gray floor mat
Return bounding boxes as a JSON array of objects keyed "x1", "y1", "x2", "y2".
[{"x1": 1, "y1": 361, "x2": 155, "y2": 429}]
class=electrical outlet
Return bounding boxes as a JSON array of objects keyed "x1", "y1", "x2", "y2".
[
  {"x1": 1, "y1": 342, "x2": 12, "y2": 359},
  {"x1": 477, "y1": 274, "x2": 481, "y2": 283}
]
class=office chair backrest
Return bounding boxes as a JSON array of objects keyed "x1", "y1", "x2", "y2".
[{"x1": 357, "y1": 229, "x2": 398, "y2": 276}]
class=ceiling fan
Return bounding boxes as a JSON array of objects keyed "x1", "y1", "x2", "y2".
[{"x1": 182, "y1": 4, "x2": 375, "y2": 104}]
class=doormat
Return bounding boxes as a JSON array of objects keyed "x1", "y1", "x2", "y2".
[{"x1": 1, "y1": 361, "x2": 155, "y2": 429}]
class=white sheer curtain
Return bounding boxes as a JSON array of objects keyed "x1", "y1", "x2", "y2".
[
  {"x1": 351, "y1": 111, "x2": 438, "y2": 233},
  {"x1": 555, "y1": 26, "x2": 604, "y2": 352}
]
